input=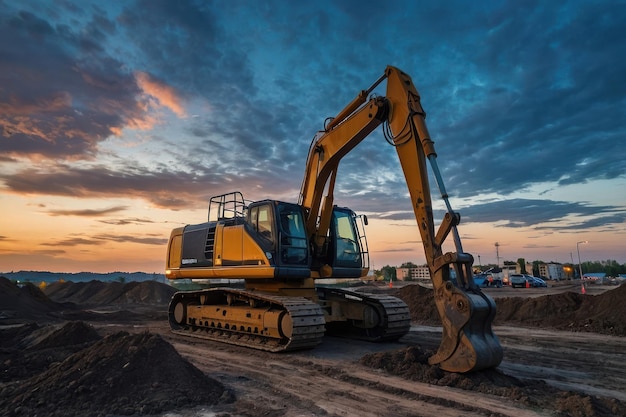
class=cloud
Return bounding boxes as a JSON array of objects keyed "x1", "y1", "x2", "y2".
[
  {"x1": 343, "y1": 192, "x2": 626, "y2": 233},
  {"x1": 0, "y1": 8, "x2": 136, "y2": 160},
  {"x1": 35, "y1": 249, "x2": 67, "y2": 256},
  {"x1": 46, "y1": 206, "x2": 129, "y2": 217},
  {"x1": 94, "y1": 233, "x2": 168, "y2": 246},
  {"x1": 98, "y1": 218, "x2": 156, "y2": 226},
  {"x1": 0, "y1": 6, "x2": 189, "y2": 161},
  {"x1": 41, "y1": 237, "x2": 103, "y2": 247},
  {"x1": 40, "y1": 233, "x2": 167, "y2": 248},
  {"x1": 375, "y1": 248, "x2": 416, "y2": 253},
  {"x1": 521, "y1": 243, "x2": 560, "y2": 250},
  {"x1": 1, "y1": 1, "x2": 625, "y2": 244},
  {"x1": 427, "y1": 2, "x2": 626, "y2": 198},
  {"x1": 460, "y1": 199, "x2": 626, "y2": 231},
  {"x1": 117, "y1": 0, "x2": 255, "y2": 96},
  {"x1": 0, "y1": 155, "x2": 307, "y2": 210},
  {"x1": 0, "y1": 163, "x2": 199, "y2": 209},
  {"x1": 134, "y1": 72, "x2": 186, "y2": 118}
]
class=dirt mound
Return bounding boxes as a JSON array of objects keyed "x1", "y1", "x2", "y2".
[
  {"x1": 392, "y1": 284, "x2": 440, "y2": 324},
  {"x1": 495, "y1": 284, "x2": 626, "y2": 335},
  {"x1": 562, "y1": 283, "x2": 626, "y2": 335},
  {"x1": 0, "y1": 331, "x2": 231, "y2": 417},
  {"x1": 118, "y1": 280, "x2": 178, "y2": 304},
  {"x1": 44, "y1": 280, "x2": 177, "y2": 306},
  {"x1": 391, "y1": 283, "x2": 626, "y2": 336},
  {"x1": 0, "y1": 277, "x2": 69, "y2": 322},
  {"x1": 45, "y1": 279, "x2": 123, "y2": 305},
  {"x1": 0, "y1": 278, "x2": 173, "y2": 325},
  {"x1": 360, "y1": 345, "x2": 626, "y2": 417},
  {"x1": 25, "y1": 320, "x2": 102, "y2": 350},
  {"x1": 0, "y1": 321, "x2": 102, "y2": 382}
]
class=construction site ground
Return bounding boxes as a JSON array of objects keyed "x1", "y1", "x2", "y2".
[{"x1": 1, "y1": 277, "x2": 625, "y2": 417}]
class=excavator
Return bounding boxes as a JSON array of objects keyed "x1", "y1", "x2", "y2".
[{"x1": 164, "y1": 66, "x2": 503, "y2": 373}]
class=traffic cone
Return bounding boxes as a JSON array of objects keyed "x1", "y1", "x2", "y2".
[
  {"x1": 389, "y1": 279, "x2": 393, "y2": 288},
  {"x1": 581, "y1": 282, "x2": 586, "y2": 294},
  {"x1": 525, "y1": 279, "x2": 530, "y2": 288}
]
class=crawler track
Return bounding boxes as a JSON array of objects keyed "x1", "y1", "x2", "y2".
[
  {"x1": 317, "y1": 287, "x2": 411, "y2": 342},
  {"x1": 168, "y1": 288, "x2": 326, "y2": 352}
]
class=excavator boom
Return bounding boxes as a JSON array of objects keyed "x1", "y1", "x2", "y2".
[
  {"x1": 387, "y1": 66, "x2": 502, "y2": 371},
  {"x1": 297, "y1": 66, "x2": 502, "y2": 372}
]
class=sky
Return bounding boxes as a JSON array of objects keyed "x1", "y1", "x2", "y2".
[{"x1": 1, "y1": 0, "x2": 625, "y2": 274}]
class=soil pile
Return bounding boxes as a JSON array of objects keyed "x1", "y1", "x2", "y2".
[
  {"x1": 360, "y1": 345, "x2": 626, "y2": 417},
  {"x1": 44, "y1": 280, "x2": 177, "y2": 306},
  {"x1": 0, "y1": 330, "x2": 231, "y2": 417},
  {"x1": 493, "y1": 283, "x2": 626, "y2": 335},
  {"x1": 392, "y1": 283, "x2": 626, "y2": 336},
  {"x1": 0, "y1": 278, "x2": 175, "y2": 324},
  {"x1": 0, "y1": 321, "x2": 101, "y2": 382},
  {"x1": 0, "y1": 277, "x2": 70, "y2": 323},
  {"x1": 391, "y1": 284, "x2": 440, "y2": 324}
]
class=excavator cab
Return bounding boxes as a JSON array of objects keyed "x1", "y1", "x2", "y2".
[
  {"x1": 245, "y1": 198, "x2": 310, "y2": 273},
  {"x1": 242, "y1": 197, "x2": 370, "y2": 278},
  {"x1": 166, "y1": 192, "x2": 312, "y2": 280},
  {"x1": 166, "y1": 192, "x2": 369, "y2": 281}
]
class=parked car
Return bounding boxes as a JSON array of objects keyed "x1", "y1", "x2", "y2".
[
  {"x1": 510, "y1": 274, "x2": 531, "y2": 288},
  {"x1": 531, "y1": 276, "x2": 547, "y2": 287},
  {"x1": 510, "y1": 274, "x2": 546, "y2": 288},
  {"x1": 474, "y1": 273, "x2": 503, "y2": 288}
]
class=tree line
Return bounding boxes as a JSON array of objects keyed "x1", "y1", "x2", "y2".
[{"x1": 578, "y1": 259, "x2": 626, "y2": 277}]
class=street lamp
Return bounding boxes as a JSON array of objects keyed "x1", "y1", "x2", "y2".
[{"x1": 576, "y1": 240, "x2": 588, "y2": 279}]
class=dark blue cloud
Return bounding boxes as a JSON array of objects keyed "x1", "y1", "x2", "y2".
[
  {"x1": 0, "y1": 3, "x2": 142, "y2": 158},
  {"x1": 0, "y1": 0, "x2": 624, "y2": 234},
  {"x1": 460, "y1": 199, "x2": 626, "y2": 230}
]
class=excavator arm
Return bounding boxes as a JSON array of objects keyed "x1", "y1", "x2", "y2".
[
  {"x1": 299, "y1": 66, "x2": 503, "y2": 372},
  {"x1": 298, "y1": 75, "x2": 388, "y2": 256}
]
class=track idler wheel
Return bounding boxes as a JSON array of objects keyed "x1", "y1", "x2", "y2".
[
  {"x1": 278, "y1": 311, "x2": 293, "y2": 338},
  {"x1": 172, "y1": 301, "x2": 186, "y2": 324},
  {"x1": 429, "y1": 281, "x2": 503, "y2": 373}
]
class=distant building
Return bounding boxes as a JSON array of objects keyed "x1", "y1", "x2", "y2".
[
  {"x1": 524, "y1": 262, "x2": 534, "y2": 275},
  {"x1": 395, "y1": 265, "x2": 430, "y2": 281},
  {"x1": 538, "y1": 262, "x2": 565, "y2": 280},
  {"x1": 396, "y1": 267, "x2": 410, "y2": 281},
  {"x1": 501, "y1": 264, "x2": 517, "y2": 279}
]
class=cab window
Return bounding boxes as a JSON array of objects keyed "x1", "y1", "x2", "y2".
[
  {"x1": 278, "y1": 206, "x2": 308, "y2": 265},
  {"x1": 248, "y1": 204, "x2": 273, "y2": 241},
  {"x1": 333, "y1": 211, "x2": 360, "y2": 267}
]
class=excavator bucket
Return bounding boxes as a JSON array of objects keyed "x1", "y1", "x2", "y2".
[{"x1": 428, "y1": 279, "x2": 503, "y2": 373}]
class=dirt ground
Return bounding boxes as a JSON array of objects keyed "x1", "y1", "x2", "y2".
[{"x1": 1, "y1": 277, "x2": 625, "y2": 417}]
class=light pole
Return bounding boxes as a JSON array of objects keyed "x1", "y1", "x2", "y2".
[
  {"x1": 576, "y1": 240, "x2": 588, "y2": 279},
  {"x1": 495, "y1": 242, "x2": 500, "y2": 267}
]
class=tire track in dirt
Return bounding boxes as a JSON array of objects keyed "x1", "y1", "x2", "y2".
[{"x1": 169, "y1": 334, "x2": 545, "y2": 417}]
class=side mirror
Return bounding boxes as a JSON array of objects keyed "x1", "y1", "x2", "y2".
[{"x1": 362, "y1": 215, "x2": 368, "y2": 226}]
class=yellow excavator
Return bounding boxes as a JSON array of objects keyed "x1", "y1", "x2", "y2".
[{"x1": 165, "y1": 66, "x2": 503, "y2": 372}]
